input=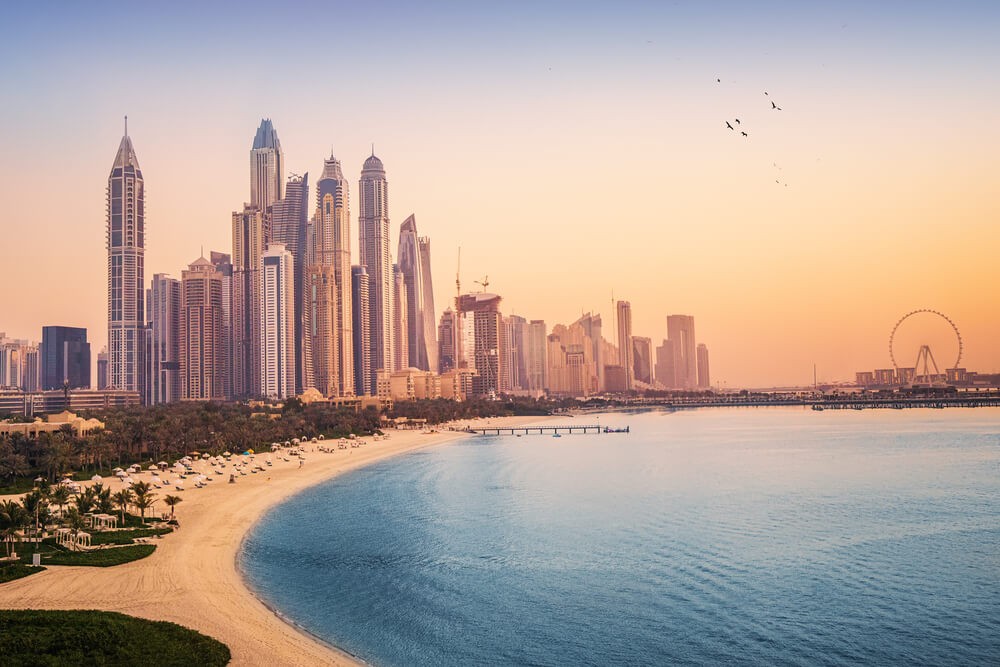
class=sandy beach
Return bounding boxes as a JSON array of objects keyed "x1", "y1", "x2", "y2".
[{"x1": 0, "y1": 414, "x2": 551, "y2": 665}]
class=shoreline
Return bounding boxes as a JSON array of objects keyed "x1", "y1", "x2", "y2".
[{"x1": 0, "y1": 414, "x2": 553, "y2": 665}]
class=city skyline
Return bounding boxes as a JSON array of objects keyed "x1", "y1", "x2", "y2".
[{"x1": 2, "y1": 3, "x2": 998, "y2": 387}]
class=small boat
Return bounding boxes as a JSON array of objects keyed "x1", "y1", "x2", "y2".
[
  {"x1": 552, "y1": 433, "x2": 562, "y2": 438},
  {"x1": 811, "y1": 405, "x2": 824, "y2": 411}
]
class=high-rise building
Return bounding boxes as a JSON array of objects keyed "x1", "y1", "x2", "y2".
[
  {"x1": 96, "y1": 347, "x2": 109, "y2": 390},
  {"x1": 546, "y1": 322, "x2": 595, "y2": 397},
  {"x1": 616, "y1": 300, "x2": 634, "y2": 391},
  {"x1": 392, "y1": 264, "x2": 408, "y2": 371},
  {"x1": 437, "y1": 309, "x2": 457, "y2": 373},
  {"x1": 666, "y1": 314, "x2": 697, "y2": 389},
  {"x1": 41, "y1": 326, "x2": 90, "y2": 390},
  {"x1": 310, "y1": 153, "x2": 354, "y2": 396},
  {"x1": 250, "y1": 119, "x2": 283, "y2": 212},
  {"x1": 180, "y1": 257, "x2": 224, "y2": 401},
  {"x1": 351, "y1": 265, "x2": 372, "y2": 396},
  {"x1": 526, "y1": 320, "x2": 547, "y2": 392},
  {"x1": 575, "y1": 313, "x2": 604, "y2": 391},
  {"x1": 209, "y1": 252, "x2": 233, "y2": 399},
  {"x1": 632, "y1": 336, "x2": 654, "y2": 385},
  {"x1": 696, "y1": 343, "x2": 710, "y2": 388},
  {"x1": 458, "y1": 293, "x2": 503, "y2": 397},
  {"x1": 231, "y1": 205, "x2": 266, "y2": 398},
  {"x1": 397, "y1": 215, "x2": 437, "y2": 372},
  {"x1": 147, "y1": 274, "x2": 181, "y2": 404},
  {"x1": 260, "y1": 244, "x2": 295, "y2": 399},
  {"x1": 655, "y1": 339, "x2": 675, "y2": 389},
  {"x1": 0, "y1": 334, "x2": 39, "y2": 392},
  {"x1": 359, "y1": 152, "x2": 393, "y2": 389},
  {"x1": 271, "y1": 173, "x2": 310, "y2": 393},
  {"x1": 106, "y1": 121, "x2": 145, "y2": 393},
  {"x1": 506, "y1": 314, "x2": 528, "y2": 390}
]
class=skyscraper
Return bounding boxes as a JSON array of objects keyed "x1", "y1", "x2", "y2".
[
  {"x1": 271, "y1": 173, "x2": 310, "y2": 393},
  {"x1": 697, "y1": 343, "x2": 710, "y2": 388},
  {"x1": 148, "y1": 274, "x2": 181, "y2": 404},
  {"x1": 310, "y1": 154, "x2": 354, "y2": 396},
  {"x1": 97, "y1": 347, "x2": 109, "y2": 390},
  {"x1": 616, "y1": 300, "x2": 634, "y2": 391},
  {"x1": 209, "y1": 252, "x2": 233, "y2": 399},
  {"x1": 632, "y1": 336, "x2": 654, "y2": 385},
  {"x1": 250, "y1": 119, "x2": 283, "y2": 212},
  {"x1": 392, "y1": 264, "x2": 408, "y2": 371},
  {"x1": 397, "y1": 215, "x2": 437, "y2": 372},
  {"x1": 458, "y1": 293, "x2": 503, "y2": 397},
  {"x1": 40, "y1": 326, "x2": 90, "y2": 390},
  {"x1": 437, "y1": 309, "x2": 456, "y2": 373},
  {"x1": 351, "y1": 265, "x2": 372, "y2": 396},
  {"x1": 655, "y1": 339, "x2": 675, "y2": 389},
  {"x1": 526, "y1": 320, "x2": 548, "y2": 392},
  {"x1": 107, "y1": 121, "x2": 145, "y2": 393},
  {"x1": 231, "y1": 205, "x2": 266, "y2": 398},
  {"x1": 575, "y1": 313, "x2": 604, "y2": 391},
  {"x1": 260, "y1": 244, "x2": 295, "y2": 399},
  {"x1": 180, "y1": 257, "x2": 224, "y2": 401},
  {"x1": 358, "y1": 152, "x2": 393, "y2": 389},
  {"x1": 667, "y1": 314, "x2": 697, "y2": 388}
]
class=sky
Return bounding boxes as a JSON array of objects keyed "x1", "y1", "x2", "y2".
[{"x1": 1, "y1": 1, "x2": 998, "y2": 388}]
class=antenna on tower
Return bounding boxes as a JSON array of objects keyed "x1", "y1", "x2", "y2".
[{"x1": 124, "y1": 115, "x2": 128, "y2": 137}]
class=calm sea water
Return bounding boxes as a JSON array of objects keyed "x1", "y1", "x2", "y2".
[{"x1": 240, "y1": 408, "x2": 1000, "y2": 666}]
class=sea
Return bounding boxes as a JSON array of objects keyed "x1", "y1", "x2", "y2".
[{"x1": 240, "y1": 407, "x2": 1000, "y2": 666}]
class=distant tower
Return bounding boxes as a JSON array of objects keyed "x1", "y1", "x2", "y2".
[
  {"x1": 106, "y1": 119, "x2": 145, "y2": 394},
  {"x1": 148, "y1": 274, "x2": 181, "y2": 404},
  {"x1": 250, "y1": 119, "x2": 283, "y2": 211},
  {"x1": 397, "y1": 215, "x2": 438, "y2": 371},
  {"x1": 180, "y1": 257, "x2": 224, "y2": 401},
  {"x1": 392, "y1": 264, "x2": 408, "y2": 371},
  {"x1": 632, "y1": 336, "x2": 654, "y2": 385},
  {"x1": 666, "y1": 315, "x2": 697, "y2": 389},
  {"x1": 310, "y1": 153, "x2": 354, "y2": 396},
  {"x1": 351, "y1": 266, "x2": 372, "y2": 396},
  {"x1": 231, "y1": 205, "x2": 266, "y2": 398},
  {"x1": 437, "y1": 309, "x2": 456, "y2": 373},
  {"x1": 96, "y1": 347, "x2": 109, "y2": 390},
  {"x1": 616, "y1": 300, "x2": 634, "y2": 391},
  {"x1": 41, "y1": 326, "x2": 90, "y2": 390},
  {"x1": 696, "y1": 343, "x2": 710, "y2": 388},
  {"x1": 359, "y1": 152, "x2": 393, "y2": 389},
  {"x1": 260, "y1": 244, "x2": 296, "y2": 399},
  {"x1": 526, "y1": 320, "x2": 548, "y2": 392},
  {"x1": 209, "y1": 252, "x2": 234, "y2": 399},
  {"x1": 271, "y1": 173, "x2": 310, "y2": 393}
]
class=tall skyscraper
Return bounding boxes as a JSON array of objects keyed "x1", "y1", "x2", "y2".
[
  {"x1": 632, "y1": 336, "x2": 654, "y2": 385},
  {"x1": 655, "y1": 339, "x2": 675, "y2": 389},
  {"x1": 97, "y1": 347, "x2": 109, "y2": 390},
  {"x1": 310, "y1": 153, "x2": 353, "y2": 396},
  {"x1": 359, "y1": 152, "x2": 393, "y2": 389},
  {"x1": 41, "y1": 326, "x2": 90, "y2": 390},
  {"x1": 458, "y1": 293, "x2": 503, "y2": 397},
  {"x1": 107, "y1": 121, "x2": 145, "y2": 393},
  {"x1": 437, "y1": 309, "x2": 456, "y2": 373},
  {"x1": 506, "y1": 314, "x2": 528, "y2": 390},
  {"x1": 575, "y1": 313, "x2": 604, "y2": 391},
  {"x1": 231, "y1": 205, "x2": 266, "y2": 398},
  {"x1": 0, "y1": 334, "x2": 40, "y2": 392},
  {"x1": 667, "y1": 314, "x2": 697, "y2": 388},
  {"x1": 397, "y1": 215, "x2": 437, "y2": 372},
  {"x1": 250, "y1": 119, "x2": 283, "y2": 211},
  {"x1": 616, "y1": 300, "x2": 634, "y2": 391},
  {"x1": 209, "y1": 252, "x2": 234, "y2": 400},
  {"x1": 180, "y1": 257, "x2": 224, "y2": 401},
  {"x1": 351, "y1": 265, "x2": 372, "y2": 396},
  {"x1": 392, "y1": 264, "x2": 408, "y2": 371},
  {"x1": 271, "y1": 173, "x2": 310, "y2": 393},
  {"x1": 697, "y1": 343, "x2": 710, "y2": 389},
  {"x1": 148, "y1": 274, "x2": 181, "y2": 404},
  {"x1": 526, "y1": 320, "x2": 548, "y2": 392},
  {"x1": 260, "y1": 244, "x2": 295, "y2": 399}
]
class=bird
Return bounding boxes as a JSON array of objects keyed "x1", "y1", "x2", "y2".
[
  {"x1": 735, "y1": 118, "x2": 741, "y2": 124},
  {"x1": 764, "y1": 91, "x2": 768, "y2": 96},
  {"x1": 741, "y1": 131, "x2": 748, "y2": 137},
  {"x1": 726, "y1": 121, "x2": 734, "y2": 130},
  {"x1": 771, "y1": 100, "x2": 782, "y2": 110},
  {"x1": 717, "y1": 78, "x2": 721, "y2": 82}
]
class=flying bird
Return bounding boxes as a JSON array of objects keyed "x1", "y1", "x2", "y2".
[
  {"x1": 771, "y1": 100, "x2": 782, "y2": 110},
  {"x1": 726, "y1": 121, "x2": 734, "y2": 130},
  {"x1": 741, "y1": 131, "x2": 748, "y2": 137},
  {"x1": 735, "y1": 118, "x2": 740, "y2": 124},
  {"x1": 717, "y1": 78, "x2": 721, "y2": 82}
]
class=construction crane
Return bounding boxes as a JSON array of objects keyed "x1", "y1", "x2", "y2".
[{"x1": 475, "y1": 275, "x2": 490, "y2": 292}]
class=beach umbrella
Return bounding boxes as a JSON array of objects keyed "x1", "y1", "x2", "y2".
[
  {"x1": 91, "y1": 475, "x2": 102, "y2": 482},
  {"x1": 222, "y1": 452, "x2": 232, "y2": 458},
  {"x1": 148, "y1": 464, "x2": 158, "y2": 471},
  {"x1": 202, "y1": 453, "x2": 210, "y2": 459}
]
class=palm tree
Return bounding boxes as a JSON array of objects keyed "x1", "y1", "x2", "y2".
[
  {"x1": 75, "y1": 487, "x2": 96, "y2": 515},
  {"x1": 63, "y1": 507, "x2": 87, "y2": 551},
  {"x1": 93, "y1": 483, "x2": 113, "y2": 514},
  {"x1": 111, "y1": 489, "x2": 133, "y2": 526},
  {"x1": 20, "y1": 489, "x2": 48, "y2": 540},
  {"x1": 162, "y1": 495, "x2": 183, "y2": 521},
  {"x1": 0, "y1": 500, "x2": 29, "y2": 557},
  {"x1": 131, "y1": 481, "x2": 156, "y2": 524},
  {"x1": 49, "y1": 485, "x2": 70, "y2": 518}
]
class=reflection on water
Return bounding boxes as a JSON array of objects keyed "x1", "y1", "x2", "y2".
[{"x1": 242, "y1": 408, "x2": 1000, "y2": 666}]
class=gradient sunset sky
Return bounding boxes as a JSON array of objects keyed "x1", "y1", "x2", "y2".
[{"x1": 2, "y1": 1, "x2": 997, "y2": 388}]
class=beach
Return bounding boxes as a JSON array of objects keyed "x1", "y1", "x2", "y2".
[{"x1": 0, "y1": 415, "x2": 550, "y2": 666}]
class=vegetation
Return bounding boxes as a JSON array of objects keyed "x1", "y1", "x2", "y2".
[
  {"x1": 30, "y1": 543, "x2": 156, "y2": 567},
  {"x1": 89, "y1": 527, "x2": 172, "y2": 546},
  {"x1": 0, "y1": 563, "x2": 45, "y2": 584},
  {"x1": 0, "y1": 609, "x2": 231, "y2": 666}
]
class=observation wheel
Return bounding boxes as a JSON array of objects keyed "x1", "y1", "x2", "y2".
[{"x1": 888, "y1": 309, "x2": 963, "y2": 386}]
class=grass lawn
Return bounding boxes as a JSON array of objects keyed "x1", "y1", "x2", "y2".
[
  {"x1": 0, "y1": 563, "x2": 46, "y2": 584},
  {"x1": 35, "y1": 544, "x2": 156, "y2": 567},
  {"x1": 0, "y1": 609, "x2": 231, "y2": 666},
  {"x1": 90, "y1": 527, "x2": 172, "y2": 546}
]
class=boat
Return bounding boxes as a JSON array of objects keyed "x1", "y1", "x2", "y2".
[
  {"x1": 811, "y1": 405, "x2": 824, "y2": 411},
  {"x1": 552, "y1": 433, "x2": 562, "y2": 438}
]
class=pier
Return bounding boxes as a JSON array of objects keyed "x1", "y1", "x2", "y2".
[{"x1": 467, "y1": 424, "x2": 629, "y2": 436}]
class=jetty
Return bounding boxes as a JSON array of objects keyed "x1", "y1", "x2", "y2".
[{"x1": 467, "y1": 424, "x2": 629, "y2": 436}]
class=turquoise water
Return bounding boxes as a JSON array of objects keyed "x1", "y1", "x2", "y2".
[{"x1": 240, "y1": 408, "x2": 1000, "y2": 666}]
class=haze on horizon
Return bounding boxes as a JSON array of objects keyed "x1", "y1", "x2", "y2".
[{"x1": 1, "y1": 1, "x2": 997, "y2": 388}]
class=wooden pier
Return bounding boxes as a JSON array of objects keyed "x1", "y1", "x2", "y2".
[{"x1": 467, "y1": 424, "x2": 629, "y2": 436}]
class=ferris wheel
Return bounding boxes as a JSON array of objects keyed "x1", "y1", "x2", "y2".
[{"x1": 888, "y1": 309, "x2": 963, "y2": 386}]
